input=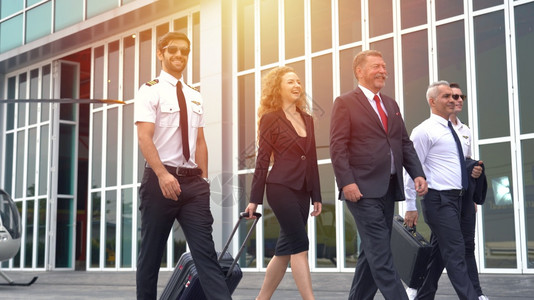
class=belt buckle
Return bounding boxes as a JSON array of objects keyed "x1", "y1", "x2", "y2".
[{"x1": 176, "y1": 167, "x2": 185, "y2": 176}]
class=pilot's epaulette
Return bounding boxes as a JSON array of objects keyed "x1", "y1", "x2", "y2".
[
  {"x1": 185, "y1": 83, "x2": 199, "y2": 92},
  {"x1": 145, "y1": 79, "x2": 159, "y2": 86}
]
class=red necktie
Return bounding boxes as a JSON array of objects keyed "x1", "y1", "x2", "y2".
[
  {"x1": 373, "y1": 94, "x2": 388, "y2": 133},
  {"x1": 176, "y1": 81, "x2": 190, "y2": 161}
]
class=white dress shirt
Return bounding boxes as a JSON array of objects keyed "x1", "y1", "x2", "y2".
[
  {"x1": 451, "y1": 117, "x2": 472, "y2": 158},
  {"x1": 405, "y1": 113, "x2": 463, "y2": 211},
  {"x1": 359, "y1": 85, "x2": 396, "y2": 174},
  {"x1": 134, "y1": 70, "x2": 205, "y2": 168}
]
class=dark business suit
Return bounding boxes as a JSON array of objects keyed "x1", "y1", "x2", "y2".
[
  {"x1": 250, "y1": 109, "x2": 321, "y2": 255},
  {"x1": 330, "y1": 87, "x2": 425, "y2": 300}
]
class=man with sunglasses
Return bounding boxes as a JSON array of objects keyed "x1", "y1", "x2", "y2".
[
  {"x1": 134, "y1": 32, "x2": 231, "y2": 300},
  {"x1": 405, "y1": 83, "x2": 488, "y2": 300}
]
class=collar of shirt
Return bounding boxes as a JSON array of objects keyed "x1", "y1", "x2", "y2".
[
  {"x1": 430, "y1": 113, "x2": 449, "y2": 128},
  {"x1": 359, "y1": 84, "x2": 380, "y2": 102},
  {"x1": 450, "y1": 117, "x2": 465, "y2": 131},
  {"x1": 159, "y1": 70, "x2": 183, "y2": 87}
]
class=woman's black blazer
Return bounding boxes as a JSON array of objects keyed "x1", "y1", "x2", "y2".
[{"x1": 250, "y1": 109, "x2": 322, "y2": 204}]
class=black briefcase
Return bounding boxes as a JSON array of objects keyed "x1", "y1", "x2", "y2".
[{"x1": 390, "y1": 215, "x2": 432, "y2": 289}]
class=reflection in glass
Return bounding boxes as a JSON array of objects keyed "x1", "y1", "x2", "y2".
[
  {"x1": 123, "y1": 36, "x2": 135, "y2": 101},
  {"x1": 339, "y1": 46, "x2": 362, "y2": 94},
  {"x1": 139, "y1": 30, "x2": 152, "y2": 86},
  {"x1": 16, "y1": 131, "x2": 25, "y2": 198},
  {"x1": 401, "y1": 0, "x2": 426, "y2": 29},
  {"x1": 92, "y1": 112, "x2": 103, "y2": 188},
  {"x1": 29, "y1": 69, "x2": 39, "y2": 124},
  {"x1": 58, "y1": 124, "x2": 75, "y2": 195},
  {"x1": 480, "y1": 142, "x2": 516, "y2": 268},
  {"x1": 91, "y1": 192, "x2": 101, "y2": 267},
  {"x1": 238, "y1": 173, "x2": 256, "y2": 268},
  {"x1": 108, "y1": 41, "x2": 120, "y2": 100},
  {"x1": 122, "y1": 104, "x2": 134, "y2": 184},
  {"x1": 238, "y1": 0, "x2": 254, "y2": 71},
  {"x1": 0, "y1": 1, "x2": 23, "y2": 19},
  {"x1": 25, "y1": 200, "x2": 35, "y2": 268},
  {"x1": 370, "y1": 39, "x2": 395, "y2": 99},
  {"x1": 105, "y1": 191, "x2": 117, "y2": 267},
  {"x1": 515, "y1": 3, "x2": 534, "y2": 134},
  {"x1": 310, "y1": 0, "x2": 332, "y2": 52},
  {"x1": 106, "y1": 108, "x2": 118, "y2": 187},
  {"x1": 312, "y1": 54, "x2": 332, "y2": 160},
  {"x1": 436, "y1": 21, "x2": 468, "y2": 124},
  {"x1": 402, "y1": 30, "x2": 429, "y2": 133},
  {"x1": 39, "y1": 125, "x2": 49, "y2": 196},
  {"x1": 338, "y1": 0, "x2": 361, "y2": 45},
  {"x1": 26, "y1": 2, "x2": 51, "y2": 43},
  {"x1": 56, "y1": 198, "x2": 74, "y2": 268},
  {"x1": 59, "y1": 63, "x2": 78, "y2": 121},
  {"x1": 121, "y1": 189, "x2": 133, "y2": 267},
  {"x1": 93, "y1": 46, "x2": 104, "y2": 109},
  {"x1": 285, "y1": 0, "x2": 304, "y2": 59},
  {"x1": 315, "y1": 164, "x2": 336, "y2": 268},
  {"x1": 238, "y1": 74, "x2": 256, "y2": 170},
  {"x1": 369, "y1": 0, "x2": 393, "y2": 38},
  {"x1": 474, "y1": 11, "x2": 509, "y2": 139},
  {"x1": 41, "y1": 65, "x2": 51, "y2": 122},
  {"x1": 7, "y1": 76, "x2": 16, "y2": 130},
  {"x1": 55, "y1": 0, "x2": 83, "y2": 31},
  {"x1": 27, "y1": 128, "x2": 37, "y2": 196},
  {"x1": 260, "y1": 0, "x2": 278, "y2": 66},
  {"x1": 521, "y1": 139, "x2": 534, "y2": 268},
  {"x1": 87, "y1": 0, "x2": 117, "y2": 19},
  {"x1": 18, "y1": 73, "x2": 28, "y2": 128},
  {"x1": 37, "y1": 198, "x2": 46, "y2": 268},
  {"x1": 0, "y1": 14, "x2": 23, "y2": 52},
  {"x1": 435, "y1": 0, "x2": 463, "y2": 21}
]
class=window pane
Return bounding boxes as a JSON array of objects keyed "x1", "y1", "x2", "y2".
[
  {"x1": 106, "y1": 108, "x2": 118, "y2": 187},
  {"x1": 315, "y1": 164, "x2": 336, "y2": 268},
  {"x1": 369, "y1": 0, "x2": 393, "y2": 38},
  {"x1": 312, "y1": 54, "x2": 332, "y2": 160},
  {"x1": 310, "y1": 0, "x2": 332, "y2": 52},
  {"x1": 521, "y1": 139, "x2": 534, "y2": 268},
  {"x1": 7, "y1": 76, "x2": 16, "y2": 130},
  {"x1": 370, "y1": 38, "x2": 395, "y2": 99},
  {"x1": 37, "y1": 198, "x2": 46, "y2": 267},
  {"x1": 435, "y1": 0, "x2": 463, "y2": 21},
  {"x1": 27, "y1": 128, "x2": 37, "y2": 196},
  {"x1": 108, "y1": 41, "x2": 120, "y2": 100},
  {"x1": 93, "y1": 46, "x2": 104, "y2": 109},
  {"x1": 437, "y1": 21, "x2": 468, "y2": 124},
  {"x1": 58, "y1": 124, "x2": 75, "y2": 195},
  {"x1": 16, "y1": 131, "x2": 25, "y2": 198},
  {"x1": 122, "y1": 103, "x2": 134, "y2": 184},
  {"x1": 401, "y1": 0, "x2": 426, "y2": 29},
  {"x1": 5, "y1": 134, "x2": 14, "y2": 196},
  {"x1": 473, "y1": 0, "x2": 503, "y2": 11},
  {"x1": 56, "y1": 198, "x2": 74, "y2": 268},
  {"x1": 339, "y1": 46, "x2": 362, "y2": 94},
  {"x1": 59, "y1": 63, "x2": 78, "y2": 121},
  {"x1": 0, "y1": 1, "x2": 23, "y2": 18},
  {"x1": 26, "y1": 2, "x2": 51, "y2": 43},
  {"x1": 41, "y1": 64, "x2": 51, "y2": 122},
  {"x1": 237, "y1": 173, "x2": 256, "y2": 268},
  {"x1": 474, "y1": 11, "x2": 509, "y2": 139},
  {"x1": 237, "y1": 74, "x2": 255, "y2": 170},
  {"x1": 55, "y1": 0, "x2": 83, "y2": 31},
  {"x1": 86, "y1": 0, "x2": 117, "y2": 19},
  {"x1": 0, "y1": 14, "x2": 23, "y2": 52},
  {"x1": 25, "y1": 200, "x2": 35, "y2": 268},
  {"x1": 105, "y1": 190, "x2": 117, "y2": 267},
  {"x1": 402, "y1": 30, "x2": 429, "y2": 133},
  {"x1": 238, "y1": 0, "x2": 254, "y2": 71},
  {"x1": 18, "y1": 73, "x2": 28, "y2": 128},
  {"x1": 344, "y1": 200, "x2": 358, "y2": 268},
  {"x1": 39, "y1": 125, "x2": 49, "y2": 195},
  {"x1": 338, "y1": 0, "x2": 361, "y2": 45},
  {"x1": 260, "y1": 0, "x2": 278, "y2": 65},
  {"x1": 515, "y1": 3, "x2": 534, "y2": 134},
  {"x1": 123, "y1": 35, "x2": 135, "y2": 101},
  {"x1": 92, "y1": 111, "x2": 103, "y2": 188},
  {"x1": 285, "y1": 0, "x2": 305, "y2": 59},
  {"x1": 90, "y1": 192, "x2": 101, "y2": 267},
  {"x1": 27, "y1": 0, "x2": 43, "y2": 7},
  {"x1": 121, "y1": 188, "x2": 133, "y2": 268},
  {"x1": 480, "y1": 142, "x2": 516, "y2": 268},
  {"x1": 139, "y1": 30, "x2": 152, "y2": 85},
  {"x1": 29, "y1": 69, "x2": 39, "y2": 124}
]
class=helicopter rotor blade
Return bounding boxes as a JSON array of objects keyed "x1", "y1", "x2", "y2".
[{"x1": 0, "y1": 99, "x2": 126, "y2": 104}]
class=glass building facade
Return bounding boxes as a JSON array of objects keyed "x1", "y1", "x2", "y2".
[{"x1": 1, "y1": 0, "x2": 533, "y2": 274}]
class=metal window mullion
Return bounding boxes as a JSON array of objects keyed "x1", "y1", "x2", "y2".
[{"x1": 99, "y1": 108, "x2": 108, "y2": 270}]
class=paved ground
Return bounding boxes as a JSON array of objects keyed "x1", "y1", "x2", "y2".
[{"x1": 0, "y1": 270, "x2": 533, "y2": 299}]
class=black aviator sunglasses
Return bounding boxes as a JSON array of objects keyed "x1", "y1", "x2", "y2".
[
  {"x1": 162, "y1": 45, "x2": 190, "y2": 56},
  {"x1": 452, "y1": 94, "x2": 467, "y2": 100}
]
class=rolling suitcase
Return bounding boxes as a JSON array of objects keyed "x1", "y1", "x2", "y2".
[
  {"x1": 390, "y1": 214, "x2": 432, "y2": 289},
  {"x1": 160, "y1": 212, "x2": 261, "y2": 300}
]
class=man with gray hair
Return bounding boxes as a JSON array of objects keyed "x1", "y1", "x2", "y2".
[{"x1": 404, "y1": 81, "x2": 478, "y2": 300}]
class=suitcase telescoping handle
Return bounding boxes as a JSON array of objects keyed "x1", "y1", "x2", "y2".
[{"x1": 218, "y1": 212, "x2": 262, "y2": 277}]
